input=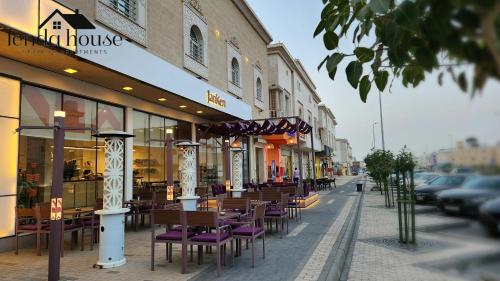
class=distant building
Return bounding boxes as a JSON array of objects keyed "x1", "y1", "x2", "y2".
[
  {"x1": 335, "y1": 138, "x2": 353, "y2": 175},
  {"x1": 419, "y1": 140, "x2": 500, "y2": 169}
]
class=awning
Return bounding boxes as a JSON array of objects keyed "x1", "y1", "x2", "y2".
[{"x1": 200, "y1": 117, "x2": 312, "y2": 138}]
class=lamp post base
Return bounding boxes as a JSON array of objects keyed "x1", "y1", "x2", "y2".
[
  {"x1": 94, "y1": 208, "x2": 129, "y2": 269},
  {"x1": 178, "y1": 196, "x2": 200, "y2": 211}
]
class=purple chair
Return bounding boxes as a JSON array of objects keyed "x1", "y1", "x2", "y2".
[
  {"x1": 150, "y1": 209, "x2": 194, "y2": 273},
  {"x1": 262, "y1": 192, "x2": 289, "y2": 238},
  {"x1": 232, "y1": 204, "x2": 266, "y2": 267},
  {"x1": 185, "y1": 211, "x2": 234, "y2": 277}
]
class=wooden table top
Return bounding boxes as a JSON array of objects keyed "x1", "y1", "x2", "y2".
[{"x1": 64, "y1": 207, "x2": 94, "y2": 216}]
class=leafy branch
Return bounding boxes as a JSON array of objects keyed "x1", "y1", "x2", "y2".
[{"x1": 315, "y1": 0, "x2": 500, "y2": 102}]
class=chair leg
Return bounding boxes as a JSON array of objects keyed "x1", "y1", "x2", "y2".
[
  {"x1": 216, "y1": 245, "x2": 221, "y2": 277},
  {"x1": 230, "y1": 240, "x2": 234, "y2": 266},
  {"x1": 262, "y1": 233, "x2": 265, "y2": 259},
  {"x1": 197, "y1": 245, "x2": 203, "y2": 265},
  {"x1": 251, "y1": 238, "x2": 255, "y2": 268},
  {"x1": 190, "y1": 245, "x2": 193, "y2": 262},
  {"x1": 15, "y1": 234, "x2": 19, "y2": 255},
  {"x1": 81, "y1": 228, "x2": 85, "y2": 251},
  {"x1": 181, "y1": 243, "x2": 187, "y2": 274},
  {"x1": 151, "y1": 240, "x2": 155, "y2": 271},
  {"x1": 36, "y1": 232, "x2": 41, "y2": 256}
]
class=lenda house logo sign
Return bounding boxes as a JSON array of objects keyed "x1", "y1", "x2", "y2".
[{"x1": 6, "y1": 9, "x2": 123, "y2": 53}]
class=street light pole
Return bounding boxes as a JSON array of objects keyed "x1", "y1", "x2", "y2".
[
  {"x1": 372, "y1": 122, "x2": 378, "y2": 150},
  {"x1": 48, "y1": 111, "x2": 65, "y2": 281},
  {"x1": 378, "y1": 92, "x2": 386, "y2": 151}
]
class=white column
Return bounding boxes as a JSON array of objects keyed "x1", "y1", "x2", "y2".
[
  {"x1": 95, "y1": 132, "x2": 131, "y2": 269},
  {"x1": 230, "y1": 148, "x2": 245, "y2": 197},
  {"x1": 177, "y1": 142, "x2": 200, "y2": 211}
]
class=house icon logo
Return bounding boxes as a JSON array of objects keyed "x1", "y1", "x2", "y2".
[
  {"x1": 39, "y1": 9, "x2": 95, "y2": 31},
  {"x1": 7, "y1": 8, "x2": 123, "y2": 52}
]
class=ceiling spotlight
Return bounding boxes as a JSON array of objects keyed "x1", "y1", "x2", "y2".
[
  {"x1": 179, "y1": 105, "x2": 187, "y2": 108},
  {"x1": 196, "y1": 110, "x2": 203, "y2": 114},
  {"x1": 158, "y1": 98, "x2": 167, "y2": 102},
  {"x1": 122, "y1": 86, "x2": 133, "y2": 91},
  {"x1": 64, "y1": 68, "x2": 78, "y2": 74}
]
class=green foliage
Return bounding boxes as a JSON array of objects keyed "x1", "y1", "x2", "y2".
[
  {"x1": 316, "y1": 0, "x2": 500, "y2": 102},
  {"x1": 394, "y1": 146, "x2": 416, "y2": 173},
  {"x1": 364, "y1": 149, "x2": 394, "y2": 184}
]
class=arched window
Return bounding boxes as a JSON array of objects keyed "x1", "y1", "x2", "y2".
[
  {"x1": 190, "y1": 25, "x2": 203, "y2": 63},
  {"x1": 256, "y1": 78, "x2": 262, "y2": 101},
  {"x1": 231, "y1": 58, "x2": 240, "y2": 86}
]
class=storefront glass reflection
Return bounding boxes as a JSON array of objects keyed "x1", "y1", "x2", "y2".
[{"x1": 17, "y1": 85, "x2": 124, "y2": 208}]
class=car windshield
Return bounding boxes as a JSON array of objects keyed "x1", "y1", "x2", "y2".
[
  {"x1": 430, "y1": 176, "x2": 466, "y2": 186},
  {"x1": 463, "y1": 177, "x2": 500, "y2": 190}
]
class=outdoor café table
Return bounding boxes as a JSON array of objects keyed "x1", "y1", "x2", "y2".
[
  {"x1": 217, "y1": 211, "x2": 240, "y2": 222},
  {"x1": 64, "y1": 207, "x2": 94, "y2": 218}
]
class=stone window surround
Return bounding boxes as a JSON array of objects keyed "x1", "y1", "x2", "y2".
[
  {"x1": 253, "y1": 64, "x2": 264, "y2": 110},
  {"x1": 183, "y1": 0, "x2": 208, "y2": 79},
  {"x1": 227, "y1": 41, "x2": 243, "y2": 98},
  {"x1": 96, "y1": 0, "x2": 147, "y2": 46}
]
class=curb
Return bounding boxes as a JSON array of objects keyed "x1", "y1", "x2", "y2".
[{"x1": 324, "y1": 180, "x2": 365, "y2": 281}]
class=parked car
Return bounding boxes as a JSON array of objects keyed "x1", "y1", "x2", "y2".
[
  {"x1": 437, "y1": 176, "x2": 500, "y2": 217},
  {"x1": 479, "y1": 197, "x2": 500, "y2": 235},
  {"x1": 415, "y1": 175, "x2": 470, "y2": 203},
  {"x1": 413, "y1": 172, "x2": 441, "y2": 186}
]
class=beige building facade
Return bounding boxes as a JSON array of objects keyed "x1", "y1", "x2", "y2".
[{"x1": 0, "y1": 0, "x2": 273, "y2": 244}]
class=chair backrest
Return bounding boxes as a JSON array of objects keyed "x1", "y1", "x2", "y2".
[
  {"x1": 261, "y1": 191, "x2": 282, "y2": 202},
  {"x1": 185, "y1": 211, "x2": 217, "y2": 228},
  {"x1": 151, "y1": 209, "x2": 182, "y2": 226},
  {"x1": 137, "y1": 190, "x2": 154, "y2": 200},
  {"x1": 280, "y1": 193, "x2": 289, "y2": 208},
  {"x1": 221, "y1": 198, "x2": 249, "y2": 213},
  {"x1": 153, "y1": 191, "x2": 168, "y2": 207},
  {"x1": 241, "y1": 191, "x2": 261, "y2": 201},
  {"x1": 34, "y1": 203, "x2": 51, "y2": 221},
  {"x1": 16, "y1": 208, "x2": 35, "y2": 218},
  {"x1": 280, "y1": 186, "x2": 296, "y2": 196},
  {"x1": 254, "y1": 204, "x2": 266, "y2": 220}
]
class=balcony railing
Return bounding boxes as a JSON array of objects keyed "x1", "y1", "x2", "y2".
[{"x1": 270, "y1": 110, "x2": 284, "y2": 118}]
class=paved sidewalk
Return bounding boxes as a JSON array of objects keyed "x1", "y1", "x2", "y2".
[
  {"x1": 0, "y1": 177, "x2": 361, "y2": 281},
  {"x1": 346, "y1": 186, "x2": 500, "y2": 281}
]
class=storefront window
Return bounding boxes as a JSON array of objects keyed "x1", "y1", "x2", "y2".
[
  {"x1": 17, "y1": 85, "x2": 124, "y2": 208},
  {"x1": 18, "y1": 86, "x2": 61, "y2": 207},
  {"x1": 132, "y1": 111, "x2": 191, "y2": 189},
  {"x1": 198, "y1": 136, "x2": 224, "y2": 186}
]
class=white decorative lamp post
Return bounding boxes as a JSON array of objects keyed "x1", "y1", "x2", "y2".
[
  {"x1": 176, "y1": 141, "x2": 200, "y2": 211},
  {"x1": 94, "y1": 131, "x2": 133, "y2": 269},
  {"x1": 230, "y1": 148, "x2": 246, "y2": 198}
]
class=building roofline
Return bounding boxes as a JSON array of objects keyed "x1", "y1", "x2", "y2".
[
  {"x1": 319, "y1": 104, "x2": 336, "y2": 120},
  {"x1": 232, "y1": 0, "x2": 273, "y2": 44},
  {"x1": 267, "y1": 43, "x2": 296, "y2": 72}
]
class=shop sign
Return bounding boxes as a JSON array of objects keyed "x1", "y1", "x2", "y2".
[{"x1": 206, "y1": 91, "x2": 226, "y2": 108}]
